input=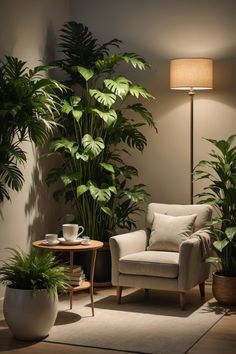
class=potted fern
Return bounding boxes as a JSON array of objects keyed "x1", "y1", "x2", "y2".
[
  {"x1": 194, "y1": 134, "x2": 236, "y2": 304},
  {"x1": 0, "y1": 249, "x2": 67, "y2": 340},
  {"x1": 0, "y1": 56, "x2": 65, "y2": 202}
]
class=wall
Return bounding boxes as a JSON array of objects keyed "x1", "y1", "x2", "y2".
[
  {"x1": 0, "y1": 0, "x2": 70, "y2": 303},
  {"x1": 1, "y1": 0, "x2": 236, "y2": 302},
  {"x1": 69, "y1": 0, "x2": 236, "y2": 227}
]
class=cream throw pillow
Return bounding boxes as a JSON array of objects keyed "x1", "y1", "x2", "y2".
[{"x1": 147, "y1": 213, "x2": 197, "y2": 252}]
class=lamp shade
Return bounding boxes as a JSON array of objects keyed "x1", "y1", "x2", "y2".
[{"x1": 170, "y1": 58, "x2": 213, "y2": 90}]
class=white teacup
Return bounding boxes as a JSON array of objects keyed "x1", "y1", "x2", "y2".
[
  {"x1": 62, "y1": 224, "x2": 84, "y2": 242},
  {"x1": 45, "y1": 233, "x2": 58, "y2": 244}
]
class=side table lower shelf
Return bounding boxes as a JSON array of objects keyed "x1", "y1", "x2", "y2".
[
  {"x1": 70, "y1": 280, "x2": 91, "y2": 292},
  {"x1": 32, "y1": 239, "x2": 103, "y2": 316}
]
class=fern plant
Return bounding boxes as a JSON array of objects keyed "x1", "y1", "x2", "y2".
[
  {"x1": 46, "y1": 22, "x2": 157, "y2": 241},
  {"x1": 0, "y1": 56, "x2": 65, "y2": 202},
  {"x1": 0, "y1": 249, "x2": 67, "y2": 295},
  {"x1": 194, "y1": 135, "x2": 236, "y2": 276}
]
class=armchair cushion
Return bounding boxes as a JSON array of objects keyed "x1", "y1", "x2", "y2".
[
  {"x1": 147, "y1": 213, "x2": 197, "y2": 252},
  {"x1": 119, "y1": 251, "x2": 179, "y2": 278},
  {"x1": 146, "y1": 203, "x2": 213, "y2": 232}
]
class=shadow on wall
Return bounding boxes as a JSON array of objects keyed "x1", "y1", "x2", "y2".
[
  {"x1": 212, "y1": 58, "x2": 236, "y2": 108},
  {"x1": 24, "y1": 144, "x2": 67, "y2": 243},
  {"x1": 25, "y1": 22, "x2": 72, "y2": 244},
  {"x1": 43, "y1": 21, "x2": 57, "y2": 65}
]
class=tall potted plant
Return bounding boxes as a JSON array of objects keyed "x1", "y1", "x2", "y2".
[
  {"x1": 0, "y1": 56, "x2": 64, "y2": 202},
  {"x1": 46, "y1": 22, "x2": 157, "y2": 238},
  {"x1": 0, "y1": 249, "x2": 67, "y2": 340},
  {"x1": 194, "y1": 134, "x2": 236, "y2": 304},
  {"x1": 45, "y1": 22, "x2": 157, "y2": 282}
]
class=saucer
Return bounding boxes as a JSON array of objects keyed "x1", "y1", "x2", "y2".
[
  {"x1": 58, "y1": 237, "x2": 83, "y2": 245},
  {"x1": 42, "y1": 240, "x2": 60, "y2": 246}
]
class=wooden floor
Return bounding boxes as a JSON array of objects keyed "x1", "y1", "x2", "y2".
[{"x1": 0, "y1": 285, "x2": 235, "y2": 354}]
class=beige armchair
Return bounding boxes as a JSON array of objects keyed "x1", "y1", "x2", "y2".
[{"x1": 109, "y1": 203, "x2": 213, "y2": 310}]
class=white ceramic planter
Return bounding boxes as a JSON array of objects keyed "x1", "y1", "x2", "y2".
[{"x1": 3, "y1": 286, "x2": 58, "y2": 340}]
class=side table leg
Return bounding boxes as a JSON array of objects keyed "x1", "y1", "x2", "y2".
[
  {"x1": 69, "y1": 251, "x2": 74, "y2": 310},
  {"x1": 69, "y1": 290, "x2": 73, "y2": 310},
  {"x1": 89, "y1": 249, "x2": 97, "y2": 316}
]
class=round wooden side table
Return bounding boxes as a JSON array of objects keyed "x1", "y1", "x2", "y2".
[{"x1": 32, "y1": 239, "x2": 103, "y2": 316}]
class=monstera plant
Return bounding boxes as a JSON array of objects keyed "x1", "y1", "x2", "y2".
[
  {"x1": 0, "y1": 56, "x2": 64, "y2": 202},
  {"x1": 46, "y1": 22, "x2": 157, "y2": 242}
]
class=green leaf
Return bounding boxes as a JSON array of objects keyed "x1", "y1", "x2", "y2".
[
  {"x1": 213, "y1": 239, "x2": 230, "y2": 252},
  {"x1": 92, "y1": 108, "x2": 117, "y2": 126},
  {"x1": 127, "y1": 103, "x2": 157, "y2": 132},
  {"x1": 88, "y1": 183, "x2": 112, "y2": 202},
  {"x1": 104, "y1": 76, "x2": 130, "y2": 98},
  {"x1": 77, "y1": 184, "x2": 88, "y2": 197},
  {"x1": 101, "y1": 206, "x2": 112, "y2": 216},
  {"x1": 109, "y1": 186, "x2": 117, "y2": 194},
  {"x1": 70, "y1": 96, "x2": 81, "y2": 106},
  {"x1": 72, "y1": 109, "x2": 83, "y2": 122},
  {"x1": 61, "y1": 100, "x2": 73, "y2": 114},
  {"x1": 215, "y1": 140, "x2": 229, "y2": 155},
  {"x1": 72, "y1": 65, "x2": 94, "y2": 81},
  {"x1": 82, "y1": 134, "x2": 104, "y2": 157},
  {"x1": 60, "y1": 172, "x2": 81, "y2": 186},
  {"x1": 118, "y1": 165, "x2": 138, "y2": 179},
  {"x1": 121, "y1": 53, "x2": 149, "y2": 70},
  {"x1": 225, "y1": 227, "x2": 236, "y2": 242},
  {"x1": 129, "y1": 84, "x2": 154, "y2": 99},
  {"x1": 61, "y1": 175, "x2": 72, "y2": 186},
  {"x1": 75, "y1": 152, "x2": 89, "y2": 161},
  {"x1": 1, "y1": 164, "x2": 24, "y2": 191},
  {"x1": 0, "y1": 249, "x2": 67, "y2": 293},
  {"x1": 51, "y1": 138, "x2": 78, "y2": 156},
  {"x1": 227, "y1": 134, "x2": 236, "y2": 146},
  {"x1": 124, "y1": 184, "x2": 149, "y2": 202},
  {"x1": 95, "y1": 54, "x2": 122, "y2": 73},
  {"x1": 89, "y1": 89, "x2": 116, "y2": 107},
  {"x1": 99, "y1": 163, "x2": 115, "y2": 173}
]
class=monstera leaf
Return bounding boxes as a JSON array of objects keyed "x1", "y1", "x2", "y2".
[
  {"x1": 92, "y1": 108, "x2": 117, "y2": 126},
  {"x1": 89, "y1": 89, "x2": 116, "y2": 107},
  {"x1": 82, "y1": 134, "x2": 105, "y2": 158}
]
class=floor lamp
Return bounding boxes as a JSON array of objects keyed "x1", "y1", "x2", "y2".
[{"x1": 170, "y1": 58, "x2": 213, "y2": 204}]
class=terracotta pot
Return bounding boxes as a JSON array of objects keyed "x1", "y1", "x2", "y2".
[
  {"x1": 212, "y1": 272, "x2": 236, "y2": 305},
  {"x1": 3, "y1": 287, "x2": 58, "y2": 340}
]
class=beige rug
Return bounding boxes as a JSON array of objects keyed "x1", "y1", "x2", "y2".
[{"x1": 45, "y1": 287, "x2": 226, "y2": 354}]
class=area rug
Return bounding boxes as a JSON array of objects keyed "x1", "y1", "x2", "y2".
[{"x1": 45, "y1": 288, "x2": 226, "y2": 354}]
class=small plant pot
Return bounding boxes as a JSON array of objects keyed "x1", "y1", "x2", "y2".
[
  {"x1": 212, "y1": 272, "x2": 236, "y2": 305},
  {"x1": 3, "y1": 287, "x2": 58, "y2": 341}
]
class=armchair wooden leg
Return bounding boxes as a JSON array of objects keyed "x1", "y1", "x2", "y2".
[
  {"x1": 199, "y1": 282, "x2": 205, "y2": 298},
  {"x1": 179, "y1": 292, "x2": 186, "y2": 310},
  {"x1": 117, "y1": 286, "x2": 122, "y2": 304}
]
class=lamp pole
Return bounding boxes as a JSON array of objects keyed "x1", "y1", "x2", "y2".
[
  {"x1": 189, "y1": 89, "x2": 195, "y2": 204},
  {"x1": 170, "y1": 58, "x2": 213, "y2": 205}
]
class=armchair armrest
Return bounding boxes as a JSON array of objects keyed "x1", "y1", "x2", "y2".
[
  {"x1": 109, "y1": 230, "x2": 148, "y2": 285},
  {"x1": 178, "y1": 229, "x2": 211, "y2": 292}
]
